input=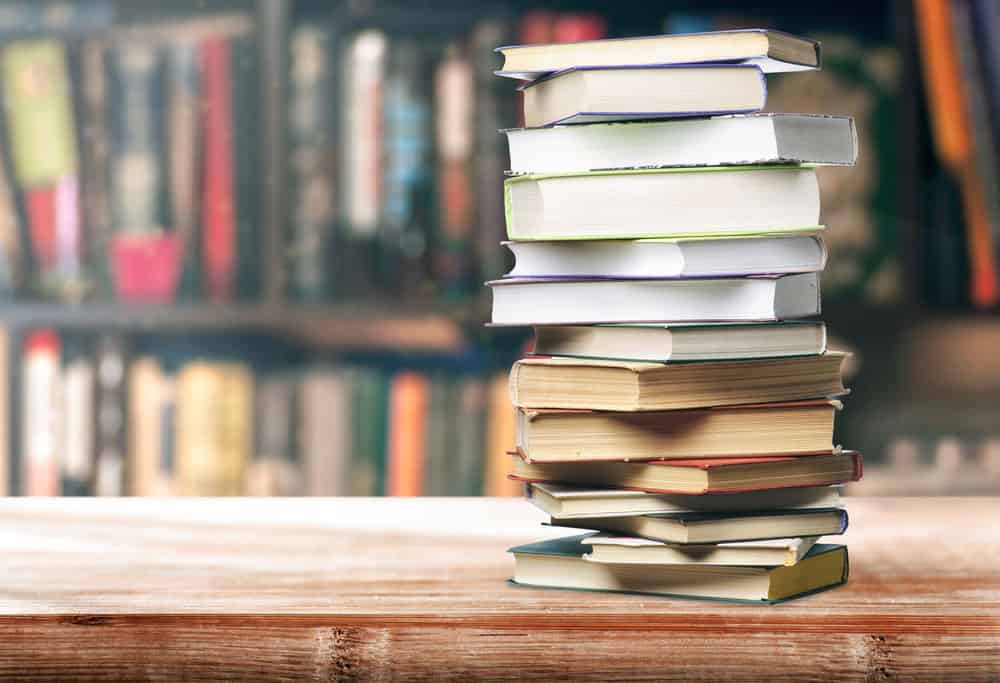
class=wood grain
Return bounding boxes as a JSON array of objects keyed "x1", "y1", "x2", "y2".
[{"x1": 0, "y1": 497, "x2": 997, "y2": 681}]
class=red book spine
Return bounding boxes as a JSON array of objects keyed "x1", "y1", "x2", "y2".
[
  {"x1": 200, "y1": 37, "x2": 235, "y2": 301},
  {"x1": 25, "y1": 187, "x2": 56, "y2": 271}
]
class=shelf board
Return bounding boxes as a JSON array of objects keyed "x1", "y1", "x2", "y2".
[{"x1": 0, "y1": 301, "x2": 471, "y2": 352}]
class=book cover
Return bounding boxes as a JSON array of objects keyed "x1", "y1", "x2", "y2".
[
  {"x1": 387, "y1": 372, "x2": 429, "y2": 497},
  {"x1": 300, "y1": 367, "x2": 350, "y2": 496}
]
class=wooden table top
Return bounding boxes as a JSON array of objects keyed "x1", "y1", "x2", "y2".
[{"x1": 0, "y1": 496, "x2": 997, "y2": 681}]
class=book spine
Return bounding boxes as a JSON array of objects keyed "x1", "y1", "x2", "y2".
[
  {"x1": 200, "y1": 36, "x2": 236, "y2": 301},
  {"x1": 79, "y1": 37, "x2": 112, "y2": 296},
  {"x1": 20, "y1": 330, "x2": 61, "y2": 496},
  {"x1": 455, "y1": 377, "x2": 487, "y2": 496},
  {"x1": 127, "y1": 356, "x2": 164, "y2": 496},
  {"x1": 157, "y1": 377, "x2": 176, "y2": 496},
  {"x1": 230, "y1": 32, "x2": 260, "y2": 301},
  {"x1": 250, "y1": 375, "x2": 300, "y2": 496},
  {"x1": 349, "y1": 368, "x2": 381, "y2": 496},
  {"x1": 422, "y1": 373, "x2": 448, "y2": 496},
  {"x1": 0, "y1": 327, "x2": 8, "y2": 495},
  {"x1": 288, "y1": 24, "x2": 336, "y2": 302},
  {"x1": 94, "y1": 333, "x2": 128, "y2": 496},
  {"x1": 166, "y1": 41, "x2": 201, "y2": 300},
  {"x1": 484, "y1": 371, "x2": 520, "y2": 496},
  {"x1": 386, "y1": 371, "x2": 428, "y2": 496},
  {"x1": 62, "y1": 338, "x2": 95, "y2": 496},
  {"x1": 175, "y1": 361, "x2": 252, "y2": 496},
  {"x1": 300, "y1": 367, "x2": 350, "y2": 496}
]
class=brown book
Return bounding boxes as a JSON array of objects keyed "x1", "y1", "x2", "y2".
[
  {"x1": 509, "y1": 353, "x2": 846, "y2": 411},
  {"x1": 509, "y1": 451, "x2": 862, "y2": 495},
  {"x1": 517, "y1": 400, "x2": 838, "y2": 463}
]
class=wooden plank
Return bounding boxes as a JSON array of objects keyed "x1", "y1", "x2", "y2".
[{"x1": 0, "y1": 497, "x2": 997, "y2": 680}]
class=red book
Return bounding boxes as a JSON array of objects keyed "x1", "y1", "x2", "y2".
[
  {"x1": 200, "y1": 37, "x2": 235, "y2": 301},
  {"x1": 24, "y1": 187, "x2": 56, "y2": 271},
  {"x1": 22, "y1": 330, "x2": 61, "y2": 496},
  {"x1": 552, "y1": 13, "x2": 607, "y2": 43},
  {"x1": 509, "y1": 451, "x2": 863, "y2": 495}
]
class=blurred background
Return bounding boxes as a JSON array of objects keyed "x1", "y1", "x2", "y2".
[{"x1": 0, "y1": 0, "x2": 993, "y2": 497}]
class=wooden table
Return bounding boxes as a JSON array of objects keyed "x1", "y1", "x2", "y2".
[{"x1": 0, "y1": 497, "x2": 997, "y2": 681}]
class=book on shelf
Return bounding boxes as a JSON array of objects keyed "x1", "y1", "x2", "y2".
[
  {"x1": 527, "y1": 482, "x2": 842, "y2": 520},
  {"x1": 503, "y1": 166, "x2": 820, "y2": 241},
  {"x1": 531, "y1": 321, "x2": 827, "y2": 363},
  {"x1": 504, "y1": 233, "x2": 827, "y2": 279},
  {"x1": 248, "y1": 374, "x2": 301, "y2": 497},
  {"x1": 94, "y1": 333, "x2": 127, "y2": 496},
  {"x1": 230, "y1": 30, "x2": 260, "y2": 301},
  {"x1": 300, "y1": 367, "x2": 350, "y2": 496},
  {"x1": 552, "y1": 507, "x2": 848, "y2": 545},
  {"x1": 484, "y1": 370, "x2": 520, "y2": 497},
  {"x1": 350, "y1": 367, "x2": 389, "y2": 496},
  {"x1": 128, "y1": 356, "x2": 168, "y2": 496},
  {"x1": 521, "y1": 64, "x2": 766, "y2": 127},
  {"x1": 455, "y1": 376, "x2": 488, "y2": 496},
  {"x1": 21, "y1": 329, "x2": 60, "y2": 496},
  {"x1": 582, "y1": 533, "x2": 820, "y2": 567},
  {"x1": 505, "y1": 114, "x2": 857, "y2": 174},
  {"x1": 423, "y1": 372, "x2": 455, "y2": 496},
  {"x1": 516, "y1": 400, "x2": 838, "y2": 463},
  {"x1": 495, "y1": 29, "x2": 821, "y2": 79},
  {"x1": 387, "y1": 371, "x2": 429, "y2": 497},
  {"x1": 510, "y1": 451, "x2": 864, "y2": 495},
  {"x1": 61, "y1": 337, "x2": 94, "y2": 496},
  {"x1": 509, "y1": 535, "x2": 848, "y2": 604},
  {"x1": 490, "y1": 273, "x2": 821, "y2": 325}
]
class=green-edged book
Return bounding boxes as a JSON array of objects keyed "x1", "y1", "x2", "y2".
[
  {"x1": 504, "y1": 166, "x2": 821, "y2": 241},
  {"x1": 350, "y1": 368, "x2": 389, "y2": 496},
  {"x1": 509, "y1": 534, "x2": 848, "y2": 604}
]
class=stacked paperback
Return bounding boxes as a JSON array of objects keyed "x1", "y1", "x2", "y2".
[{"x1": 487, "y1": 30, "x2": 861, "y2": 604}]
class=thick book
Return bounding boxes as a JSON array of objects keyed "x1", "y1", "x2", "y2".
[
  {"x1": 496, "y1": 29, "x2": 821, "y2": 79},
  {"x1": 510, "y1": 451, "x2": 863, "y2": 495},
  {"x1": 510, "y1": 352, "x2": 845, "y2": 411},
  {"x1": 506, "y1": 114, "x2": 857, "y2": 174},
  {"x1": 386, "y1": 372, "x2": 429, "y2": 497},
  {"x1": 300, "y1": 368, "x2": 350, "y2": 496},
  {"x1": 510, "y1": 535, "x2": 849, "y2": 604},
  {"x1": 522, "y1": 64, "x2": 765, "y2": 127},
  {"x1": 555, "y1": 507, "x2": 848, "y2": 545},
  {"x1": 490, "y1": 273, "x2": 820, "y2": 326},
  {"x1": 532, "y1": 322, "x2": 827, "y2": 363},
  {"x1": 528, "y1": 482, "x2": 842, "y2": 520},
  {"x1": 517, "y1": 400, "x2": 838, "y2": 463},
  {"x1": 504, "y1": 234, "x2": 826, "y2": 279},
  {"x1": 504, "y1": 166, "x2": 820, "y2": 241},
  {"x1": 583, "y1": 534, "x2": 819, "y2": 567}
]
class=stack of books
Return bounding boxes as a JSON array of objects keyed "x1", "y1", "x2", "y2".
[{"x1": 487, "y1": 30, "x2": 862, "y2": 604}]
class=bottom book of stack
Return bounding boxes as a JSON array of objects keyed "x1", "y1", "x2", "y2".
[{"x1": 509, "y1": 482, "x2": 852, "y2": 604}]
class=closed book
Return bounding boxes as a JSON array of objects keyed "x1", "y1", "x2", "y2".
[
  {"x1": 532, "y1": 322, "x2": 827, "y2": 363},
  {"x1": 230, "y1": 32, "x2": 260, "y2": 300},
  {"x1": 386, "y1": 372, "x2": 429, "y2": 496},
  {"x1": 496, "y1": 29, "x2": 820, "y2": 79},
  {"x1": 509, "y1": 353, "x2": 846, "y2": 411},
  {"x1": 510, "y1": 451, "x2": 863, "y2": 495},
  {"x1": 483, "y1": 371, "x2": 519, "y2": 496},
  {"x1": 455, "y1": 377, "x2": 487, "y2": 496},
  {"x1": 517, "y1": 400, "x2": 838, "y2": 463},
  {"x1": 555, "y1": 507, "x2": 848, "y2": 545},
  {"x1": 300, "y1": 367, "x2": 350, "y2": 496},
  {"x1": 248, "y1": 375, "x2": 301, "y2": 497},
  {"x1": 21, "y1": 330, "x2": 61, "y2": 496},
  {"x1": 504, "y1": 166, "x2": 820, "y2": 241},
  {"x1": 127, "y1": 356, "x2": 165, "y2": 497},
  {"x1": 522, "y1": 64, "x2": 765, "y2": 127},
  {"x1": 583, "y1": 534, "x2": 819, "y2": 567},
  {"x1": 79, "y1": 37, "x2": 112, "y2": 296},
  {"x1": 505, "y1": 114, "x2": 857, "y2": 174},
  {"x1": 422, "y1": 374, "x2": 453, "y2": 496},
  {"x1": 175, "y1": 362, "x2": 252, "y2": 496},
  {"x1": 350, "y1": 368, "x2": 388, "y2": 496},
  {"x1": 490, "y1": 273, "x2": 820, "y2": 326},
  {"x1": 510, "y1": 536, "x2": 848, "y2": 604},
  {"x1": 62, "y1": 339, "x2": 95, "y2": 496},
  {"x1": 166, "y1": 42, "x2": 201, "y2": 300},
  {"x1": 504, "y1": 234, "x2": 826, "y2": 279},
  {"x1": 94, "y1": 333, "x2": 128, "y2": 496},
  {"x1": 527, "y1": 482, "x2": 842, "y2": 520}
]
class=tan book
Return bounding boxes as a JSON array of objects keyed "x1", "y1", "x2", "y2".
[
  {"x1": 509, "y1": 353, "x2": 846, "y2": 411},
  {"x1": 517, "y1": 400, "x2": 837, "y2": 463},
  {"x1": 300, "y1": 368, "x2": 350, "y2": 496},
  {"x1": 128, "y1": 356, "x2": 165, "y2": 496},
  {"x1": 510, "y1": 451, "x2": 863, "y2": 495},
  {"x1": 583, "y1": 534, "x2": 819, "y2": 567}
]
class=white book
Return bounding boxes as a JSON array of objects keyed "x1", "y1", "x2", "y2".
[
  {"x1": 528, "y1": 482, "x2": 842, "y2": 520},
  {"x1": 504, "y1": 166, "x2": 820, "y2": 240},
  {"x1": 521, "y1": 65, "x2": 765, "y2": 127},
  {"x1": 505, "y1": 234, "x2": 826, "y2": 279},
  {"x1": 489, "y1": 273, "x2": 820, "y2": 325},
  {"x1": 505, "y1": 114, "x2": 857, "y2": 174},
  {"x1": 583, "y1": 534, "x2": 819, "y2": 567}
]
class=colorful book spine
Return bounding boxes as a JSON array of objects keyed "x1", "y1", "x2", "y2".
[
  {"x1": 62, "y1": 338, "x2": 94, "y2": 496},
  {"x1": 94, "y1": 333, "x2": 127, "y2": 496},
  {"x1": 166, "y1": 42, "x2": 201, "y2": 300},
  {"x1": 483, "y1": 371, "x2": 519, "y2": 497},
  {"x1": 20, "y1": 330, "x2": 61, "y2": 496},
  {"x1": 387, "y1": 372, "x2": 428, "y2": 496},
  {"x1": 200, "y1": 36, "x2": 236, "y2": 301},
  {"x1": 127, "y1": 356, "x2": 165, "y2": 497}
]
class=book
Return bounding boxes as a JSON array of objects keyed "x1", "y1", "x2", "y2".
[
  {"x1": 532, "y1": 322, "x2": 827, "y2": 363},
  {"x1": 504, "y1": 234, "x2": 826, "y2": 279},
  {"x1": 0, "y1": 327, "x2": 8, "y2": 495},
  {"x1": 350, "y1": 368, "x2": 388, "y2": 496},
  {"x1": 503, "y1": 166, "x2": 820, "y2": 240},
  {"x1": 79, "y1": 37, "x2": 112, "y2": 296},
  {"x1": 510, "y1": 535, "x2": 848, "y2": 604},
  {"x1": 517, "y1": 400, "x2": 838, "y2": 463},
  {"x1": 94, "y1": 333, "x2": 127, "y2": 496},
  {"x1": 166, "y1": 41, "x2": 200, "y2": 299},
  {"x1": 582, "y1": 534, "x2": 819, "y2": 567},
  {"x1": 455, "y1": 377, "x2": 487, "y2": 496},
  {"x1": 555, "y1": 507, "x2": 848, "y2": 545},
  {"x1": 230, "y1": 32, "x2": 260, "y2": 301},
  {"x1": 521, "y1": 64, "x2": 765, "y2": 127},
  {"x1": 490, "y1": 273, "x2": 821, "y2": 326},
  {"x1": 21, "y1": 330, "x2": 61, "y2": 496},
  {"x1": 527, "y1": 482, "x2": 842, "y2": 519},
  {"x1": 495, "y1": 29, "x2": 821, "y2": 79},
  {"x1": 423, "y1": 373, "x2": 454, "y2": 496},
  {"x1": 248, "y1": 374, "x2": 301, "y2": 497},
  {"x1": 300, "y1": 367, "x2": 350, "y2": 496},
  {"x1": 386, "y1": 372, "x2": 429, "y2": 496},
  {"x1": 61, "y1": 338, "x2": 94, "y2": 496},
  {"x1": 505, "y1": 114, "x2": 857, "y2": 174},
  {"x1": 127, "y1": 356, "x2": 166, "y2": 496},
  {"x1": 510, "y1": 451, "x2": 863, "y2": 495},
  {"x1": 509, "y1": 353, "x2": 846, "y2": 411},
  {"x1": 483, "y1": 371, "x2": 520, "y2": 496},
  {"x1": 175, "y1": 361, "x2": 252, "y2": 496}
]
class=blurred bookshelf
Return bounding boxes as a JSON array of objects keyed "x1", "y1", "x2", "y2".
[{"x1": 0, "y1": 0, "x2": 997, "y2": 496}]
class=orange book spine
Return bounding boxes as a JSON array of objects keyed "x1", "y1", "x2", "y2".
[
  {"x1": 386, "y1": 372, "x2": 429, "y2": 496},
  {"x1": 483, "y1": 372, "x2": 520, "y2": 497},
  {"x1": 914, "y1": 0, "x2": 999, "y2": 307}
]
